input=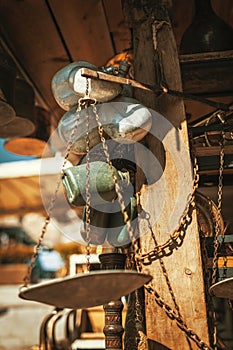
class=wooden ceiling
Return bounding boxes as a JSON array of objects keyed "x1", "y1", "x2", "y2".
[
  {"x1": 0, "y1": 0, "x2": 232, "y2": 126},
  {"x1": 0, "y1": 0, "x2": 132, "y2": 125}
]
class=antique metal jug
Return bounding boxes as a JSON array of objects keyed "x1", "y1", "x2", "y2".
[{"x1": 51, "y1": 61, "x2": 122, "y2": 111}]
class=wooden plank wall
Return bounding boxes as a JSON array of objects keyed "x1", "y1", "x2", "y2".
[{"x1": 123, "y1": 0, "x2": 211, "y2": 349}]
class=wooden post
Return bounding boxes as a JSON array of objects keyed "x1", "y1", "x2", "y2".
[{"x1": 123, "y1": 1, "x2": 210, "y2": 349}]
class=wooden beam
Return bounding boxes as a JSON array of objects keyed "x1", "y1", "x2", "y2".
[
  {"x1": 180, "y1": 50, "x2": 233, "y2": 95},
  {"x1": 123, "y1": 1, "x2": 210, "y2": 349},
  {"x1": 80, "y1": 67, "x2": 154, "y2": 92},
  {"x1": 194, "y1": 145, "x2": 233, "y2": 157}
]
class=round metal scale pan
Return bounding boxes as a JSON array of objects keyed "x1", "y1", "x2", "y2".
[{"x1": 19, "y1": 270, "x2": 152, "y2": 309}]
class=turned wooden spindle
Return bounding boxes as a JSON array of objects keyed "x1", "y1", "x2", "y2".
[{"x1": 99, "y1": 253, "x2": 126, "y2": 350}]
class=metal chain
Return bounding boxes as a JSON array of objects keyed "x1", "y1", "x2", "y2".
[
  {"x1": 209, "y1": 134, "x2": 225, "y2": 350},
  {"x1": 77, "y1": 78, "x2": 97, "y2": 271},
  {"x1": 141, "y1": 222, "x2": 213, "y2": 350},
  {"x1": 136, "y1": 156, "x2": 214, "y2": 349},
  {"x1": 84, "y1": 102, "x2": 91, "y2": 271},
  {"x1": 201, "y1": 238, "x2": 217, "y2": 347},
  {"x1": 147, "y1": 216, "x2": 182, "y2": 318},
  {"x1": 92, "y1": 103, "x2": 148, "y2": 349},
  {"x1": 145, "y1": 284, "x2": 213, "y2": 350},
  {"x1": 91, "y1": 101, "x2": 211, "y2": 349},
  {"x1": 137, "y1": 156, "x2": 199, "y2": 264},
  {"x1": 91, "y1": 104, "x2": 140, "y2": 262},
  {"x1": 21, "y1": 91, "x2": 86, "y2": 287},
  {"x1": 211, "y1": 134, "x2": 225, "y2": 286}
]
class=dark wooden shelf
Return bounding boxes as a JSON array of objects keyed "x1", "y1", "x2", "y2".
[{"x1": 180, "y1": 50, "x2": 233, "y2": 95}]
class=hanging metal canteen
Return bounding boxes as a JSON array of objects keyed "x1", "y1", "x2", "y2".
[
  {"x1": 58, "y1": 97, "x2": 152, "y2": 154},
  {"x1": 62, "y1": 161, "x2": 121, "y2": 206},
  {"x1": 58, "y1": 105, "x2": 102, "y2": 154},
  {"x1": 51, "y1": 61, "x2": 122, "y2": 111},
  {"x1": 100, "y1": 98, "x2": 153, "y2": 143}
]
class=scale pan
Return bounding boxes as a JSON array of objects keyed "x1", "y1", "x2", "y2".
[
  {"x1": 19, "y1": 270, "x2": 152, "y2": 309},
  {"x1": 209, "y1": 277, "x2": 233, "y2": 299}
]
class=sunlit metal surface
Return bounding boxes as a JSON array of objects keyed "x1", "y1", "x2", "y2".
[{"x1": 19, "y1": 270, "x2": 152, "y2": 309}]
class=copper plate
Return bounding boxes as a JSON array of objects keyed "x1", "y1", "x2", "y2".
[
  {"x1": 209, "y1": 277, "x2": 233, "y2": 299},
  {"x1": 19, "y1": 270, "x2": 152, "y2": 309},
  {"x1": 5, "y1": 137, "x2": 47, "y2": 157}
]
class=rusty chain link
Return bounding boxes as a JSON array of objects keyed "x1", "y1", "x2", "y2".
[
  {"x1": 84, "y1": 102, "x2": 91, "y2": 271},
  {"x1": 135, "y1": 154, "x2": 214, "y2": 349},
  {"x1": 145, "y1": 284, "x2": 213, "y2": 350},
  {"x1": 92, "y1": 103, "x2": 148, "y2": 348},
  {"x1": 209, "y1": 133, "x2": 225, "y2": 350},
  {"x1": 92, "y1": 104, "x2": 140, "y2": 257},
  {"x1": 211, "y1": 133, "x2": 225, "y2": 286},
  {"x1": 136, "y1": 156, "x2": 199, "y2": 264},
  {"x1": 145, "y1": 214, "x2": 183, "y2": 320},
  {"x1": 21, "y1": 80, "x2": 90, "y2": 287}
]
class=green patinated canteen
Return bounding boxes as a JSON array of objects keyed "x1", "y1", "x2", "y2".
[{"x1": 62, "y1": 161, "x2": 121, "y2": 206}]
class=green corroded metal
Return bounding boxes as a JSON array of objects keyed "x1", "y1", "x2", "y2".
[{"x1": 62, "y1": 161, "x2": 121, "y2": 206}]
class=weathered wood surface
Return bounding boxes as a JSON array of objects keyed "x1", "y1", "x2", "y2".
[
  {"x1": 123, "y1": 1, "x2": 210, "y2": 349},
  {"x1": 194, "y1": 145, "x2": 233, "y2": 157},
  {"x1": 180, "y1": 50, "x2": 233, "y2": 94}
]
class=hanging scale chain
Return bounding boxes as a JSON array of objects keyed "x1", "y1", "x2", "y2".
[
  {"x1": 91, "y1": 104, "x2": 211, "y2": 349},
  {"x1": 91, "y1": 104, "x2": 140, "y2": 263},
  {"x1": 91, "y1": 103, "x2": 148, "y2": 349},
  {"x1": 21, "y1": 80, "x2": 91, "y2": 287},
  {"x1": 209, "y1": 133, "x2": 225, "y2": 350},
  {"x1": 83, "y1": 89, "x2": 95, "y2": 271},
  {"x1": 211, "y1": 133, "x2": 225, "y2": 286}
]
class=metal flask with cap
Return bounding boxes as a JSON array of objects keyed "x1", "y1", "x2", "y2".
[
  {"x1": 58, "y1": 98, "x2": 152, "y2": 154},
  {"x1": 51, "y1": 61, "x2": 122, "y2": 111}
]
